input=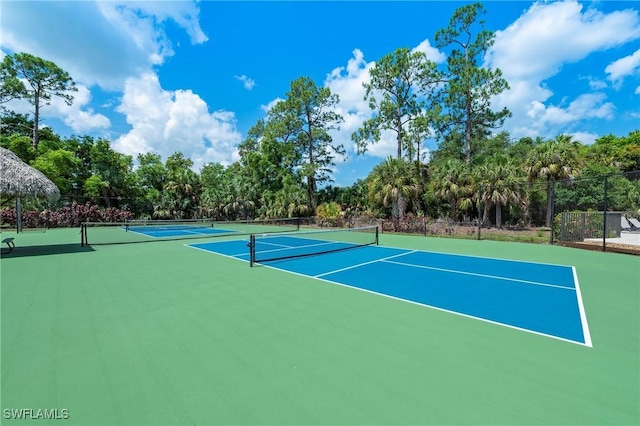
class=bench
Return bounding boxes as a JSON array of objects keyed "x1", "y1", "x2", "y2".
[{"x1": 2, "y1": 237, "x2": 15, "y2": 254}]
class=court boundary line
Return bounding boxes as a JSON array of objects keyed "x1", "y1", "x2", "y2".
[
  {"x1": 129, "y1": 227, "x2": 230, "y2": 239},
  {"x1": 260, "y1": 260, "x2": 591, "y2": 348},
  {"x1": 123, "y1": 228, "x2": 160, "y2": 239},
  {"x1": 381, "y1": 259, "x2": 575, "y2": 290},
  {"x1": 186, "y1": 240, "x2": 592, "y2": 347},
  {"x1": 192, "y1": 239, "x2": 253, "y2": 258},
  {"x1": 379, "y1": 242, "x2": 577, "y2": 269},
  {"x1": 187, "y1": 243, "x2": 250, "y2": 261},
  {"x1": 572, "y1": 267, "x2": 593, "y2": 347}
]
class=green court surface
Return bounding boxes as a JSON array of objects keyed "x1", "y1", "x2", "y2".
[{"x1": 1, "y1": 227, "x2": 638, "y2": 425}]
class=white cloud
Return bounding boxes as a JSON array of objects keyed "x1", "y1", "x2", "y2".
[
  {"x1": 1, "y1": 1, "x2": 207, "y2": 90},
  {"x1": 579, "y1": 75, "x2": 608, "y2": 90},
  {"x1": 53, "y1": 85, "x2": 111, "y2": 132},
  {"x1": 113, "y1": 73, "x2": 242, "y2": 169},
  {"x1": 487, "y1": 0, "x2": 640, "y2": 139},
  {"x1": 324, "y1": 49, "x2": 372, "y2": 119},
  {"x1": 112, "y1": 1, "x2": 208, "y2": 45},
  {"x1": 4, "y1": 83, "x2": 110, "y2": 133},
  {"x1": 636, "y1": 86, "x2": 640, "y2": 95},
  {"x1": 411, "y1": 39, "x2": 446, "y2": 63},
  {"x1": 260, "y1": 98, "x2": 285, "y2": 114},
  {"x1": 324, "y1": 49, "x2": 376, "y2": 157},
  {"x1": 569, "y1": 131, "x2": 599, "y2": 146},
  {"x1": 96, "y1": 2, "x2": 173, "y2": 67},
  {"x1": 488, "y1": 0, "x2": 640, "y2": 81},
  {"x1": 235, "y1": 75, "x2": 256, "y2": 91},
  {"x1": 605, "y1": 48, "x2": 640, "y2": 88},
  {"x1": 528, "y1": 93, "x2": 615, "y2": 125}
]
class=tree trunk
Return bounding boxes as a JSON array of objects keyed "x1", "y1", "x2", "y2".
[
  {"x1": 32, "y1": 91, "x2": 40, "y2": 152},
  {"x1": 393, "y1": 194, "x2": 406, "y2": 220},
  {"x1": 496, "y1": 204, "x2": 503, "y2": 229},
  {"x1": 483, "y1": 201, "x2": 490, "y2": 225},
  {"x1": 396, "y1": 114, "x2": 402, "y2": 159},
  {"x1": 307, "y1": 175, "x2": 316, "y2": 213},
  {"x1": 545, "y1": 180, "x2": 553, "y2": 227},
  {"x1": 307, "y1": 125, "x2": 316, "y2": 213},
  {"x1": 464, "y1": 45, "x2": 472, "y2": 164}
]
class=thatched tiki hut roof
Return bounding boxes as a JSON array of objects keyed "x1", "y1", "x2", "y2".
[{"x1": 0, "y1": 146, "x2": 61, "y2": 205}]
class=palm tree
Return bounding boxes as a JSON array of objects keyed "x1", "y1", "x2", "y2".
[
  {"x1": 165, "y1": 168, "x2": 201, "y2": 218},
  {"x1": 368, "y1": 157, "x2": 421, "y2": 220},
  {"x1": 268, "y1": 176, "x2": 310, "y2": 218},
  {"x1": 430, "y1": 158, "x2": 474, "y2": 221},
  {"x1": 474, "y1": 155, "x2": 522, "y2": 228},
  {"x1": 225, "y1": 185, "x2": 256, "y2": 220},
  {"x1": 524, "y1": 135, "x2": 583, "y2": 226}
]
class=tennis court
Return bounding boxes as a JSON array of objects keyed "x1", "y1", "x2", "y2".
[
  {"x1": 190, "y1": 229, "x2": 591, "y2": 346},
  {"x1": 1, "y1": 227, "x2": 638, "y2": 425},
  {"x1": 127, "y1": 223, "x2": 231, "y2": 238}
]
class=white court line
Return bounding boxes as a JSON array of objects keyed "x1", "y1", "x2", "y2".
[
  {"x1": 255, "y1": 240, "x2": 346, "y2": 255},
  {"x1": 181, "y1": 228, "x2": 212, "y2": 235},
  {"x1": 573, "y1": 267, "x2": 593, "y2": 347},
  {"x1": 380, "y1": 242, "x2": 576, "y2": 269},
  {"x1": 188, "y1": 243, "x2": 249, "y2": 260},
  {"x1": 126, "y1": 229, "x2": 160, "y2": 239},
  {"x1": 381, "y1": 259, "x2": 576, "y2": 291},
  {"x1": 129, "y1": 227, "x2": 212, "y2": 238},
  {"x1": 258, "y1": 260, "x2": 591, "y2": 348},
  {"x1": 257, "y1": 240, "x2": 295, "y2": 249},
  {"x1": 314, "y1": 250, "x2": 418, "y2": 278},
  {"x1": 187, "y1": 238, "x2": 252, "y2": 258}
]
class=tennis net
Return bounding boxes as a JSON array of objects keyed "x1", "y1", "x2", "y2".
[
  {"x1": 249, "y1": 226, "x2": 379, "y2": 266},
  {"x1": 81, "y1": 217, "x2": 300, "y2": 245}
]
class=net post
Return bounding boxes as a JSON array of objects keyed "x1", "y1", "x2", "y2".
[
  {"x1": 477, "y1": 185, "x2": 483, "y2": 241},
  {"x1": 602, "y1": 175, "x2": 608, "y2": 252},
  {"x1": 81, "y1": 223, "x2": 87, "y2": 246},
  {"x1": 375, "y1": 226, "x2": 379, "y2": 245},
  {"x1": 550, "y1": 178, "x2": 556, "y2": 245},
  {"x1": 249, "y1": 234, "x2": 256, "y2": 267}
]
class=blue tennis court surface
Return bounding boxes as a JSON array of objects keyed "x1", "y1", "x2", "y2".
[
  {"x1": 128, "y1": 225, "x2": 234, "y2": 238},
  {"x1": 189, "y1": 236, "x2": 592, "y2": 347}
]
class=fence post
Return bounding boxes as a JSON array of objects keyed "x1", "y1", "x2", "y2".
[
  {"x1": 248, "y1": 234, "x2": 255, "y2": 267},
  {"x1": 602, "y1": 175, "x2": 608, "y2": 252},
  {"x1": 550, "y1": 179, "x2": 555, "y2": 245},
  {"x1": 476, "y1": 186, "x2": 482, "y2": 241},
  {"x1": 16, "y1": 198, "x2": 22, "y2": 233},
  {"x1": 80, "y1": 223, "x2": 86, "y2": 247}
]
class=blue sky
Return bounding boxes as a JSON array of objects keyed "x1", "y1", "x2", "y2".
[{"x1": 2, "y1": 1, "x2": 639, "y2": 186}]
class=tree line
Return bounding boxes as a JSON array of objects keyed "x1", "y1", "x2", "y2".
[{"x1": 1, "y1": 3, "x2": 639, "y2": 229}]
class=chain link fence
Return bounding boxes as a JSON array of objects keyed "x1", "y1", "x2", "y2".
[{"x1": 552, "y1": 170, "x2": 640, "y2": 253}]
